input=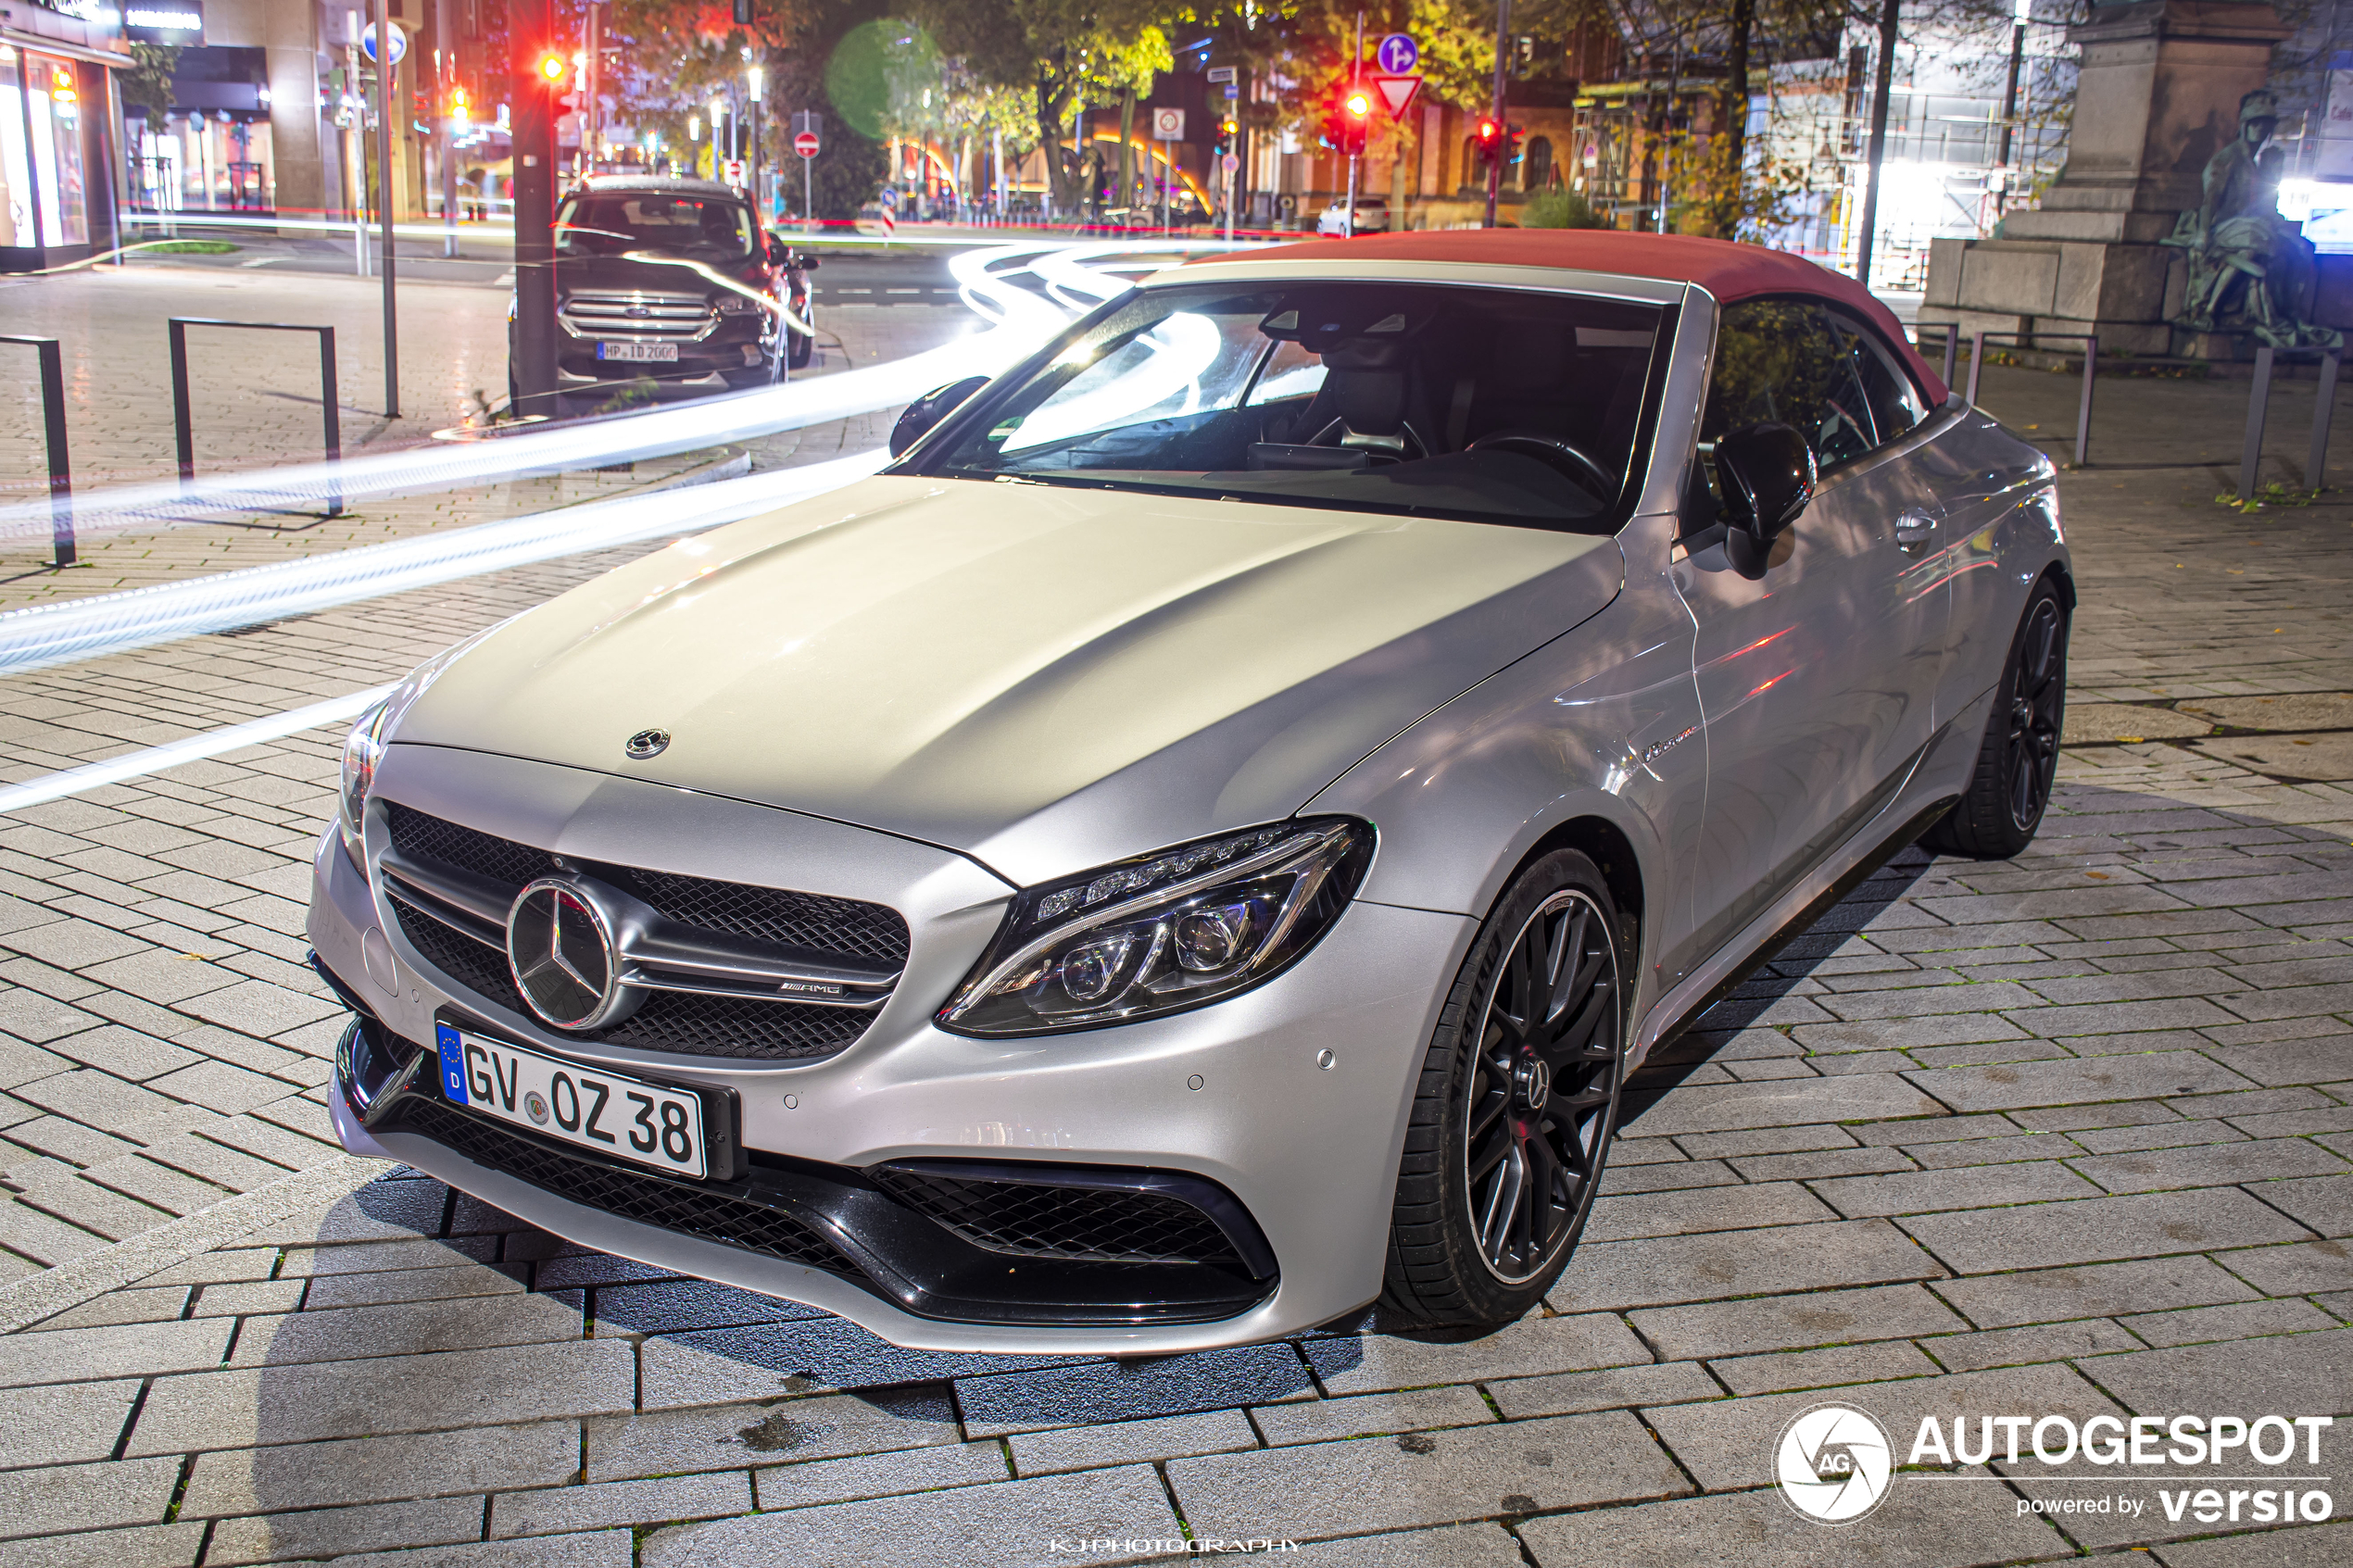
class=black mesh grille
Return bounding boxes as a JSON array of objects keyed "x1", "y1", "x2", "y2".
[
  {"x1": 395, "y1": 1098, "x2": 853, "y2": 1273},
  {"x1": 390, "y1": 890, "x2": 524, "y2": 1009},
  {"x1": 387, "y1": 803, "x2": 559, "y2": 888},
  {"x1": 633, "y1": 869, "x2": 909, "y2": 965},
  {"x1": 384, "y1": 803, "x2": 909, "y2": 964},
  {"x1": 386, "y1": 895, "x2": 872, "y2": 1062},
  {"x1": 870, "y1": 1167, "x2": 1243, "y2": 1268},
  {"x1": 379, "y1": 803, "x2": 902, "y2": 1063}
]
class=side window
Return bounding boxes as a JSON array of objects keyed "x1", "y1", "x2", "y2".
[
  {"x1": 1830, "y1": 311, "x2": 1930, "y2": 448},
  {"x1": 1701, "y1": 299, "x2": 1875, "y2": 468}
]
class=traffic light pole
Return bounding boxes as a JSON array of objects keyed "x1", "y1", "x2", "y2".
[
  {"x1": 1484, "y1": 0, "x2": 1511, "y2": 228},
  {"x1": 1347, "y1": 11, "x2": 1362, "y2": 238},
  {"x1": 511, "y1": 0, "x2": 559, "y2": 419},
  {"x1": 375, "y1": 0, "x2": 400, "y2": 418}
]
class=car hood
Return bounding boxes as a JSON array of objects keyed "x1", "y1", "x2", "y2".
[{"x1": 395, "y1": 476, "x2": 1621, "y2": 886}]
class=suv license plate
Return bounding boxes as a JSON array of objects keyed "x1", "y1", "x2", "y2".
[
  {"x1": 598, "y1": 341, "x2": 678, "y2": 361},
  {"x1": 434, "y1": 1023, "x2": 708, "y2": 1179}
]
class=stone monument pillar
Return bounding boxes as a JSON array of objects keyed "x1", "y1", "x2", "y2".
[{"x1": 1919, "y1": 0, "x2": 2290, "y2": 358}]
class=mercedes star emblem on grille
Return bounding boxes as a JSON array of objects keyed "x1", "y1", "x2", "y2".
[
  {"x1": 507, "y1": 878, "x2": 639, "y2": 1029},
  {"x1": 624, "y1": 728, "x2": 670, "y2": 759}
]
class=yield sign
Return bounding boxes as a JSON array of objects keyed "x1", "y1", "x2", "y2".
[{"x1": 1373, "y1": 74, "x2": 1421, "y2": 120}]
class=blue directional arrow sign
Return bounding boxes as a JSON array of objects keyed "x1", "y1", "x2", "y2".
[{"x1": 1376, "y1": 33, "x2": 1418, "y2": 75}]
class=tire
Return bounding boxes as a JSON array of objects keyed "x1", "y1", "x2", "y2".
[
  {"x1": 1380, "y1": 849, "x2": 1628, "y2": 1327},
  {"x1": 788, "y1": 326, "x2": 814, "y2": 370},
  {"x1": 1923, "y1": 578, "x2": 2070, "y2": 859}
]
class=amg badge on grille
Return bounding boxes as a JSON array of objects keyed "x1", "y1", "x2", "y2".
[{"x1": 624, "y1": 728, "x2": 670, "y2": 759}]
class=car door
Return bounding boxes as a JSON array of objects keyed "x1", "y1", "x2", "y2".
[{"x1": 1670, "y1": 298, "x2": 1950, "y2": 964}]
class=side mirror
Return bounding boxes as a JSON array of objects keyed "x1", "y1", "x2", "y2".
[
  {"x1": 1713, "y1": 421, "x2": 1817, "y2": 544},
  {"x1": 799, "y1": 253, "x2": 819, "y2": 270},
  {"x1": 889, "y1": 375, "x2": 989, "y2": 458}
]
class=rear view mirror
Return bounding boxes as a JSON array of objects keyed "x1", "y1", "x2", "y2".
[
  {"x1": 1714, "y1": 421, "x2": 1817, "y2": 544},
  {"x1": 889, "y1": 375, "x2": 989, "y2": 458}
]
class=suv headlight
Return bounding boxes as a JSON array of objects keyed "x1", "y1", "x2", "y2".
[{"x1": 937, "y1": 818, "x2": 1373, "y2": 1037}]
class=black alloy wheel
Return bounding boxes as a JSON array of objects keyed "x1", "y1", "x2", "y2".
[
  {"x1": 1925, "y1": 577, "x2": 2070, "y2": 859},
  {"x1": 1382, "y1": 849, "x2": 1627, "y2": 1325},
  {"x1": 2005, "y1": 597, "x2": 2066, "y2": 831}
]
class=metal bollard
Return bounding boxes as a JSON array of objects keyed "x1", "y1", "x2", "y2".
[
  {"x1": 2075, "y1": 335, "x2": 2097, "y2": 469},
  {"x1": 2309, "y1": 349, "x2": 2341, "y2": 494},
  {"x1": 2241, "y1": 345, "x2": 2275, "y2": 502},
  {"x1": 0, "y1": 335, "x2": 74, "y2": 568},
  {"x1": 1941, "y1": 329, "x2": 1958, "y2": 392},
  {"x1": 1966, "y1": 331, "x2": 1987, "y2": 408}
]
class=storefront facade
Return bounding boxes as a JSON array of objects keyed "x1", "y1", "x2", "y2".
[{"x1": 1, "y1": 0, "x2": 128, "y2": 270}]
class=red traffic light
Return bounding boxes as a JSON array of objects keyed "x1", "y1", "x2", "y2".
[
  {"x1": 536, "y1": 53, "x2": 568, "y2": 83},
  {"x1": 1477, "y1": 119, "x2": 1500, "y2": 144},
  {"x1": 1344, "y1": 91, "x2": 1371, "y2": 119}
]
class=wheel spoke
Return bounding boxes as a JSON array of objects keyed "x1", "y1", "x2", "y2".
[{"x1": 1459, "y1": 885, "x2": 1624, "y2": 1285}]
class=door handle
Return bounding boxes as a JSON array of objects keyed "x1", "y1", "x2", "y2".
[{"x1": 1894, "y1": 512, "x2": 1938, "y2": 552}]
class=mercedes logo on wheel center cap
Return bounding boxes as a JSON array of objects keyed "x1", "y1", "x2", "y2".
[
  {"x1": 624, "y1": 728, "x2": 670, "y2": 760},
  {"x1": 507, "y1": 877, "x2": 641, "y2": 1030}
]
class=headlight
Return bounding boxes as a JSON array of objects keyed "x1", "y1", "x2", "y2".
[
  {"x1": 333, "y1": 628, "x2": 501, "y2": 874},
  {"x1": 335, "y1": 700, "x2": 390, "y2": 872},
  {"x1": 937, "y1": 818, "x2": 1373, "y2": 1037}
]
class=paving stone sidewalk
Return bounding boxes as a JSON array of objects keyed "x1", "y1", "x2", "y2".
[{"x1": 0, "y1": 369, "x2": 2347, "y2": 1563}]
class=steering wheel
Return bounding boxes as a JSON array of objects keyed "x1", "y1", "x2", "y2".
[{"x1": 1467, "y1": 430, "x2": 1617, "y2": 500}]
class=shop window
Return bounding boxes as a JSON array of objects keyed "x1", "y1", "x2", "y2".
[{"x1": 0, "y1": 52, "x2": 89, "y2": 246}]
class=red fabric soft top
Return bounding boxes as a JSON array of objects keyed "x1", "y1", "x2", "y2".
[{"x1": 1202, "y1": 229, "x2": 1948, "y2": 405}]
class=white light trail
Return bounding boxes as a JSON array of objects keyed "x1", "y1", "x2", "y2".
[
  {"x1": 0, "y1": 240, "x2": 1242, "y2": 549},
  {"x1": 0, "y1": 450, "x2": 888, "y2": 678},
  {"x1": 0, "y1": 686, "x2": 396, "y2": 816}
]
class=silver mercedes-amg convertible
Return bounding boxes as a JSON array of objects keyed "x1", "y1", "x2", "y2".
[{"x1": 308, "y1": 231, "x2": 2070, "y2": 1353}]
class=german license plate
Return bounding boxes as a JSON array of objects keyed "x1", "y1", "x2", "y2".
[
  {"x1": 434, "y1": 1023, "x2": 708, "y2": 1179},
  {"x1": 597, "y1": 341, "x2": 678, "y2": 362}
]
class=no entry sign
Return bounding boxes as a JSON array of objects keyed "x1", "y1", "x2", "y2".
[{"x1": 795, "y1": 131, "x2": 819, "y2": 158}]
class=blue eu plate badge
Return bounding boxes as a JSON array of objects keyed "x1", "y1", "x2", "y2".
[{"x1": 434, "y1": 1023, "x2": 470, "y2": 1105}]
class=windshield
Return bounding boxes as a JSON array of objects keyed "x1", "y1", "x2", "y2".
[
  {"x1": 918, "y1": 282, "x2": 1668, "y2": 533},
  {"x1": 556, "y1": 194, "x2": 756, "y2": 259}
]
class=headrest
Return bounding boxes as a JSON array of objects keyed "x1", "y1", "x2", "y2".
[
  {"x1": 1329, "y1": 366, "x2": 1406, "y2": 434},
  {"x1": 1491, "y1": 323, "x2": 1567, "y2": 393},
  {"x1": 1319, "y1": 337, "x2": 1405, "y2": 371}
]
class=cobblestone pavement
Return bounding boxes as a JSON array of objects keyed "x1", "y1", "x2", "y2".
[{"x1": 0, "y1": 370, "x2": 2348, "y2": 1562}]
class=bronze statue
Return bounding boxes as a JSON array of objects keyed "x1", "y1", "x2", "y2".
[{"x1": 2166, "y1": 90, "x2": 2342, "y2": 349}]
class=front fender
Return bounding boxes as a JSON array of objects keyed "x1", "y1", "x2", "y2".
[{"x1": 1305, "y1": 513, "x2": 1706, "y2": 1036}]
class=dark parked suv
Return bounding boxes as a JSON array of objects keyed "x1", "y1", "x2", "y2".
[{"x1": 511, "y1": 174, "x2": 815, "y2": 409}]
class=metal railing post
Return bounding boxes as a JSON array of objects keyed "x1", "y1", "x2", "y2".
[
  {"x1": 1966, "y1": 331, "x2": 1986, "y2": 408},
  {"x1": 318, "y1": 326, "x2": 343, "y2": 519},
  {"x1": 169, "y1": 318, "x2": 195, "y2": 484},
  {"x1": 2309, "y1": 347, "x2": 2340, "y2": 494},
  {"x1": 167, "y1": 319, "x2": 346, "y2": 517},
  {"x1": 2241, "y1": 345, "x2": 2275, "y2": 501},
  {"x1": 2076, "y1": 334, "x2": 2097, "y2": 469},
  {"x1": 0, "y1": 336, "x2": 76, "y2": 568}
]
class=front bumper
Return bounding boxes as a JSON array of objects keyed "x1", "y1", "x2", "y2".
[{"x1": 307, "y1": 747, "x2": 1471, "y2": 1353}]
